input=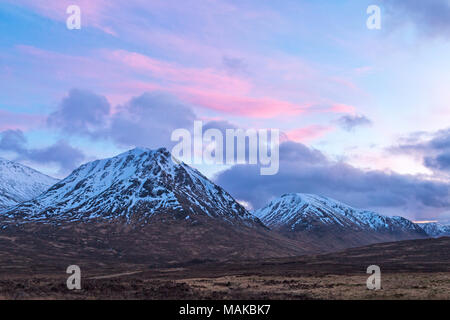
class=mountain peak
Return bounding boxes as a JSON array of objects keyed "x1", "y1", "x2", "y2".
[
  {"x1": 279, "y1": 193, "x2": 347, "y2": 205},
  {"x1": 4, "y1": 148, "x2": 258, "y2": 226},
  {"x1": 114, "y1": 146, "x2": 170, "y2": 158},
  {"x1": 0, "y1": 159, "x2": 58, "y2": 210}
]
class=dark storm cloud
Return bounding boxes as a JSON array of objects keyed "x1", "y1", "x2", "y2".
[
  {"x1": 215, "y1": 141, "x2": 450, "y2": 219},
  {"x1": 336, "y1": 114, "x2": 372, "y2": 131},
  {"x1": 0, "y1": 129, "x2": 85, "y2": 175}
]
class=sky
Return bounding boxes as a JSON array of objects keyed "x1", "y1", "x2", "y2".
[{"x1": 0, "y1": 0, "x2": 449, "y2": 222}]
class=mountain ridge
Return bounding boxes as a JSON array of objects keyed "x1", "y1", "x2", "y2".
[
  {"x1": 253, "y1": 193, "x2": 427, "y2": 251},
  {"x1": 1, "y1": 149, "x2": 440, "y2": 263},
  {"x1": 417, "y1": 222, "x2": 450, "y2": 238}
]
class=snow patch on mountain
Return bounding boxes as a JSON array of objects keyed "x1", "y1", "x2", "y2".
[
  {"x1": 4, "y1": 148, "x2": 259, "y2": 226},
  {"x1": 254, "y1": 193, "x2": 424, "y2": 234},
  {"x1": 0, "y1": 158, "x2": 58, "y2": 210},
  {"x1": 417, "y1": 222, "x2": 450, "y2": 238}
]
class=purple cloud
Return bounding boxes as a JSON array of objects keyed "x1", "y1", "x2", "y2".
[
  {"x1": 425, "y1": 153, "x2": 450, "y2": 171},
  {"x1": 382, "y1": 0, "x2": 450, "y2": 38},
  {"x1": 222, "y1": 56, "x2": 248, "y2": 75},
  {"x1": 47, "y1": 89, "x2": 197, "y2": 149},
  {"x1": 337, "y1": 114, "x2": 372, "y2": 131},
  {"x1": 0, "y1": 130, "x2": 85, "y2": 175},
  {"x1": 108, "y1": 92, "x2": 196, "y2": 149},
  {"x1": 0, "y1": 129, "x2": 27, "y2": 153},
  {"x1": 47, "y1": 88, "x2": 111, "y2": 137},
  {"x1": 215, "y1": 141, "x2": 450, "y2": 221},
  {"x1": 390, "y1": 128, "x2": 450, "y2": 174}
]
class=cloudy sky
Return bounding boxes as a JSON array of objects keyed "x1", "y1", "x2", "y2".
[{"x1": 0, "y1": 0, "x2": 449, "y2": 222}]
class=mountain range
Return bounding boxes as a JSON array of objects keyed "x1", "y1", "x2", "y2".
[
  {"x1": 0, "y1": 148, "x2": 307, "y2": 264},
  {"x1": 0, "y1": 148, "x2": 448, "y2": 265},
  {"x1": 417, "y1": 222, "x2": 450, "y2": 238},
  {"x1": 253, "y1": 193, "x2": 429, "y2": 251}
]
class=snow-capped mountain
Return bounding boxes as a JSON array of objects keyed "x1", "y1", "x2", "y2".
[
  {"x1": 0, "y1": 158, "x2": 58, "y2": 210},
  {"x1": 4, "y1": 148, "x2": 259, "y2": 226},
  {"x1": 2, "y1": 148, "x2": 312, "y2": 263},
  {"x1": 254, "y1": 193, "x2": 427, "y2": 251},
  {"x1": 254, "y1": 193, "x2": 423, "y2": 233},
  {"x1": 418, "y1": 222, "x2": 450, "y2": 238}
]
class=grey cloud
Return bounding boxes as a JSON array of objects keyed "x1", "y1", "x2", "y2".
[
  {"x1": 337, "y1": 114, "x2": 372, "y2": 131},
  {"x1": 47, "y1": 88, "x2": 110, "y2": 136},
  {"x1": 48, "y1": 89, "x2": 264, "y2": 154},
  {"x1": 222, "y1": 56, "x2": 248, "y2": 74},
  {"x1": 215, "y1": 141, "x2": 450, "y2": 220},
  {"x1": 390, "y1": 128, "x2": 450, "y2": 173},
  {"x1": 25, "y1": 141, "x2": 85, "y2": 174},
  {"x1": 0, "y1": 129, "x2": 27, "y2": 153},
  {"x1": 108, "y1": 92, "x2": 196, "y2": 149},
  {"x1": 382, "y1": 0, "x2": 450, "y2": 38},
  {"x1": 425, "y1": 152, "x2": 450, "y2": 171},
  {"x1": 0, "y1": 130, "x2": 85, "y2": 175},
  {"x1": 203, "y1": 120, "x2": 237, "y2": 133},
  {"x1": 48, "y1": 89, "x2": 198, "y2": 150}
]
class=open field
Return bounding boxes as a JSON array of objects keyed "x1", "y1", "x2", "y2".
[
  {"x1": 1, "y1": 272, "x2": 449, "y2": 300},
  {"x1": 0, "y1": 237, "x2": 449, "y2": 300}
]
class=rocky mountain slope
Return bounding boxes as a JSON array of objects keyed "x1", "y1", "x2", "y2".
[
  {"x1": 4, "y1": 148, "x2": 258, "y2": 225},
  {"x1": 1, "y1": 148, "x2": 311, "y2": 264},
  {"x1": 417, "y1": 222, "x2": 450, "y2": 238},
  {"x1": 254, "y1": 193, "x2": 428, "y2": 251},
  {"x1": 0, "y1": 158, "x2": 58, "y2": 210}
]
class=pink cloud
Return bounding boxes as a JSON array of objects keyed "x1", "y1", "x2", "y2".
[
  {"x1": 179, "y1": 89, "x2": 308, "y2": 118},
  {"x1": 106, "y1": 49, "x2": 310, "y2": 118},
  {"x1": 12, "y1": 45, "x2": 358, "y2": 120},
  {"x1": 286, "y1": 125, "x2": 334, "y2": 143},
  {"x1": 329, "y1": 103, "x2": 356, "y2": 114},
  {"x1": 108, "y1": 50, "x2": 251, "y2": 95},
  {"x1": 10, "y1": 0, "x2": 366, "y2": 116}
]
